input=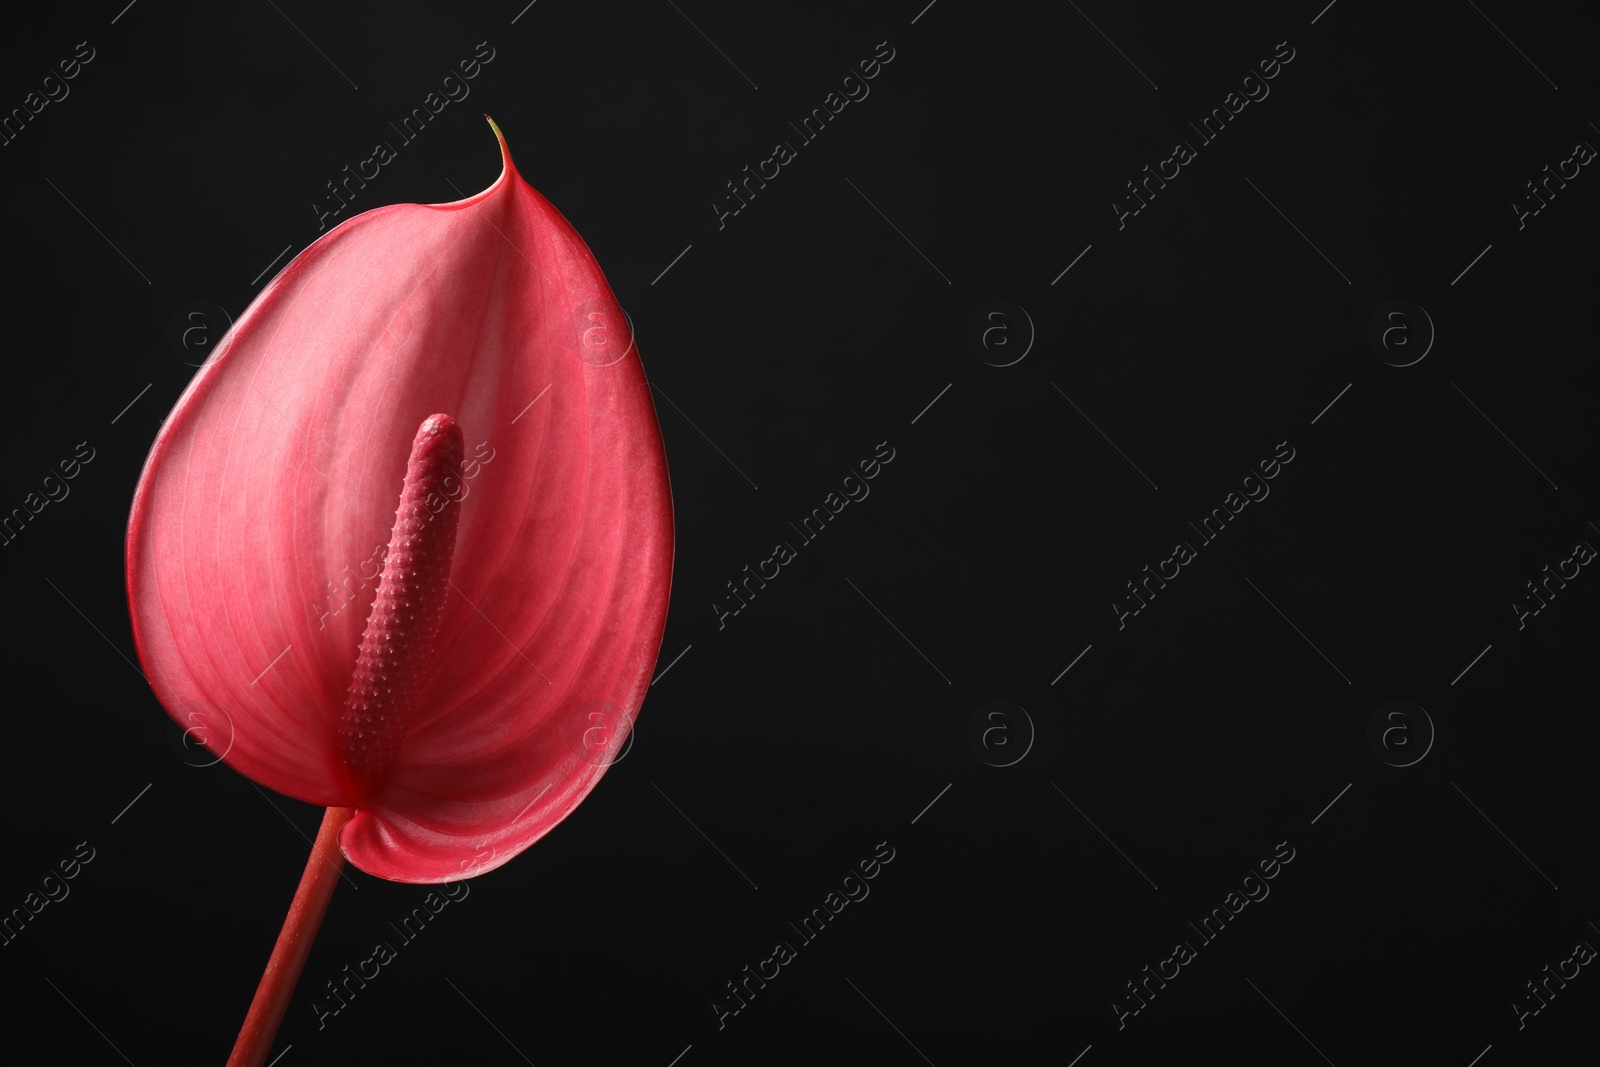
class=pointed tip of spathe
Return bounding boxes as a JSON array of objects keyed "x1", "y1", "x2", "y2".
[
  {"x1": 437, "y1": 118, "x2": 514, "y2": 210},
  {"x1": 485, "y1": 114, "x2": 512, "y2": 171}
]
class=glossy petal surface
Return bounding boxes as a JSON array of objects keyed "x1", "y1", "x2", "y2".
[{"x1": 127, "y1": 126, "x2": 673, "y2": 881}]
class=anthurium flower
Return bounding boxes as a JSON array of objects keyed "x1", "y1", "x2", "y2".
[{"x1": 125, "y1": 119, "x2": 672, "y2": 1064}]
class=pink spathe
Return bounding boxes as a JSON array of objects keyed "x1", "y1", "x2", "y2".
[{"x1": 127, "y1": 121, "x2": 673, "y2": 883}]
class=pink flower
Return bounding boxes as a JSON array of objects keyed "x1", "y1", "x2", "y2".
[{"x1": 127, "y1": 119, "x2": 674, "y2": 884}]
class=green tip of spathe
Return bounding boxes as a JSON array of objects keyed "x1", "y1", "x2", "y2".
[{"x1": 484, "y1": 115, "x2": 511, "y2": 175}]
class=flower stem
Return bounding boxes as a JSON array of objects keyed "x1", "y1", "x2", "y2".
[{"x1": 227, "y1": 805, "x2": 356, "y2": 1067}]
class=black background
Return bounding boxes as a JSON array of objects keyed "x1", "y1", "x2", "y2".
[{"x1": 2, "y1": 2, "x2": 1597, "y2": 1064}]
